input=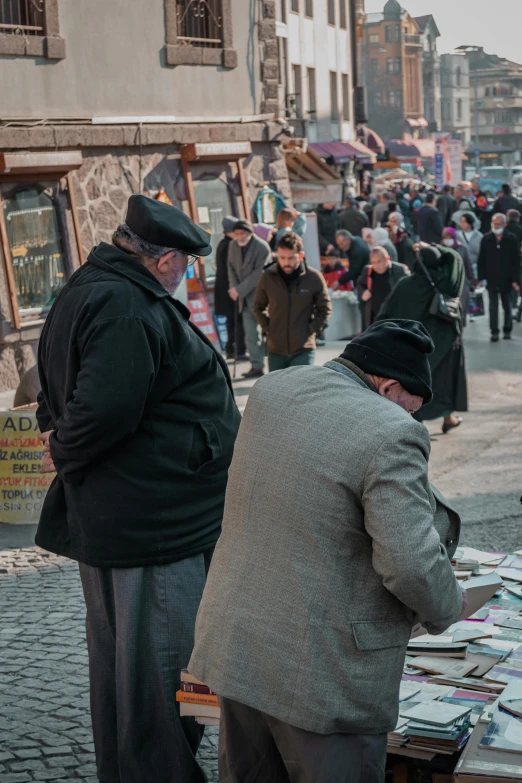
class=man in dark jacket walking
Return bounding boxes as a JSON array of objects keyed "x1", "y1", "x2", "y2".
[
  {"x1": 339, "y1": 196, "x2": 368, "y2": 237},
  {"x1": 214, "y1": 215, "x2": 247, "y2": 359},
  {"x1": 356, "y1": 246, "x2": 408, "y2": 326},
  {"x1": 478, "y1": 213, "x2": 521, "y2": 341},
  {"x1": 493, "y1": 184, "x2": 521, "y2": 215},
  {"x1": 334, "y1": 230, "x2": 370, "y2": 286},
  {"x1": 417, "y1": 193, "x2": 444, "y2": 243},
  {"x1": 436, "y1": 184, "x2": 458, "y2": 227},
  {"x1": 254, "y1": 232, "x2": 331, "y2": 371},
  {"x1": 37, "y1": 195, "x2": 241, "y2": 783}
]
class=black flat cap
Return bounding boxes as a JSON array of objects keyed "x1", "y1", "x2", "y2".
[{"x1": 126, "y1": 195, "x2": 212, "y2": 257}]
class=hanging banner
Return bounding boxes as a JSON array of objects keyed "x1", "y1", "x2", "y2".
[
  {"x1": 0, "y1": 410, "x2": 54, "y2": 525},
  {"x1": 188, "y1": 292, "x2": 220, "y2": 346}
]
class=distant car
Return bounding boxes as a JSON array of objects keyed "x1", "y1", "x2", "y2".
[{"x1": 476, "y1": 166, "x2": 514, "y2": 198}]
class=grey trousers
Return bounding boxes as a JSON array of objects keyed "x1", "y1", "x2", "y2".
[
  {"x1": 218, "y1": 697, "x2": 387, "y2": 783},
  {"x1": 242, "y1": 304, "x2": 265, "y2": 370},
  {"x1": 79, "y1": 552, "x2": 211, "y2": 783}
]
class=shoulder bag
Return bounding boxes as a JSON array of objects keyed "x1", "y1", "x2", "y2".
[{"x1": 415, "y1": 251, "x2": 462, "y2": 325}]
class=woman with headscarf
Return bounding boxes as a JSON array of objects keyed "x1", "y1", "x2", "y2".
[
  {"x1": 456, "y1": 212, "x2": 483, "y2": 275},
  {"x1": 442, "y1": 226, "x2": 476, "y2": 327},
  {"x1": 377, "y1": 244, "x2": 468, "y2": 434},
  {"x1": 389, "y1": 213, "x2": 416, "y2": 271}
]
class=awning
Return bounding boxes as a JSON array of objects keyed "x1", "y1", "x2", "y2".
[
  {"x1": 283, "y1": 143, "x2": 343, "y2": 204},
  {"x1": 405, "y1": 117, "x2": 429, "y2": 129},
  {"x1": 387, "y1": 138, "x2": 435, "y2": 159},
  {"x1": 357, "y1": 125, "x2": 386, "y2": 155},
  {"x1": 309, "y1": 140, "x2": 376, "y2": 166}
]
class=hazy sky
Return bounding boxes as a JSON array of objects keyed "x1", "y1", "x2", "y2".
[{"x1": 364, "y1": 0, "x2": 522, "y2": 61}]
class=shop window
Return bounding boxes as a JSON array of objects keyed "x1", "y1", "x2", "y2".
[
  {"x1": 165, "y1": 0, "x2": 236, "y2": 67},
  {"x1": 193, "y1": 175, "x2": 235, "y2": 286},
  {"x1": 2, "y1": 186, "x2": 67, "y2": 316},
  {"x1": 0, "y1": 0, "x2": 65, "y2": 58}
]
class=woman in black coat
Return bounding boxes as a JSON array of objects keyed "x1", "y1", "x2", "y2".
[{"x1": 214, "y1": 217, "x2": 247, "y2": 359}]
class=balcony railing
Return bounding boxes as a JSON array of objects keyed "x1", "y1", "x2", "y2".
[
  {"x1": 404, "y1": 34, "x2": 421, "y2": 46},
  {"x1": 0, "y1": 0, "x2": 45, "y2": 36}
]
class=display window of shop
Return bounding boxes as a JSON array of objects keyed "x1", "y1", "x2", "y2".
[
  {"x1": 192, "y1": 171, "x2": 236, "y2": 285},
  {"x1": 2, "y1": 185, "x2": 67, "y2": 316}
]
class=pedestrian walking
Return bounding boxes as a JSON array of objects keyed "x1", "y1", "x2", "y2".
[
  {"x1": 339, "y1": 195, "x2": 369, "y2": 237},
  {"x1": 436, "y1": 184, "x2": 458, "y2": 227},
  {"x1": 456, "y1": 212, "x2": 483, "y2": 275},
  {"x1": 442, "y1": 227, "x2": 477, "y2": 326},
  {"x1": 416, "y1": 192, "x2": 444, "y2": 244},
  {"x1": 493, "y1": 183, "x2": 521, "y2": 215},
  {"x1": 227, "y1": 219, "x2": 272, "y2": 378},
  {"x1": 253, "y1": 232, "x2": 331, "y2": 371},
  {"x1": 356, "y1": 246, "x2": 408, "y2": 327},
  {"x1": 372, "y1": 191, "x2": 390, "y2": 228},
  {"x1": 478, "y1": 213, "x2": 521, "y2": 341},
  {"x1": 334, "y1": 229, "x2": 370, "y2": 285},
  {"x1": 372, "y1": 226, "x2": 399, "y2": 262},
  {"x1": 317, "y1": 202, "x2": 341, "y2": 254},
  {"x1": 189, "y1": 319, "x2": 464, "y2": 783},
  {"x1": 214, "y1": 216, "x2": 248, "y2": 360},
  {"x1": 506, "y1": 208, "x2": 522, "y2": 249},
  {"x1": 36, "y1": 195, "x2": 241, "y2": 783},
  {"x1": 378, "y1": 244, "x2": 468, "y2": 434},
  {"x1": 389, "y1": 212, "x2": 416, "y2": 271}
]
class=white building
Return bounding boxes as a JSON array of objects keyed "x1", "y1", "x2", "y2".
[
  {"x1": 440, "y1": 53, "x2": 472, "y2": 145},
  {"x1": 275, "y1": 0, "x2": 355, "y2": 144}
]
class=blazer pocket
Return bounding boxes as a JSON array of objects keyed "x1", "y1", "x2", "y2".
[{"x1": 352, "y1": 619, "x2": 411, "y2": 651}]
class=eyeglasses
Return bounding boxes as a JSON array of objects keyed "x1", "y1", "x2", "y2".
[{"x1": 172, "y1": 249, "x2": 200, "y2": 266}]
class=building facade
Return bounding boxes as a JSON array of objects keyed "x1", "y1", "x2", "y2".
[
  {"x1": 461, "y1": 47, "x2": 522, "y2": 164},
  {"x1": 361, "y1": 0, "x2": 424, "y2": 141},
  {"x1": 440, "y1": 53, "x2": 472, "y2": 146},
  {"x1": 414, "y1": 14, "x2": 441, "y2": 133},
  {"x1": 0, "y1": 0, "x2": 292, "y2": 391}
]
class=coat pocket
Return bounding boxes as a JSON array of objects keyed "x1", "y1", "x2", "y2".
[
  {"x1": 188, "y1": 420, "x2": 223, "y2": 473},
  {"x1": 352, "y1": 619, "x2": 411, "y2": 651}
]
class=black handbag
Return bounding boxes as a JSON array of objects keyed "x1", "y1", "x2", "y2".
[{"x1": 416, "y1": 252, "x2": 462, "y2": 325}]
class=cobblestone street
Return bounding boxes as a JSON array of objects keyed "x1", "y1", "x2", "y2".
[{"x1": 0, "y1": 318, "x2": 521, "y2": 782}]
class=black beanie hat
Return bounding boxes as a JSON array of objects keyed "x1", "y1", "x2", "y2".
[{"x1": 340, "y1": 319, "x2": 434, "y2": 403}]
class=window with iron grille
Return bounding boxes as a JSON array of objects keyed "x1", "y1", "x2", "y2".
[
  {"x1": 165, "y1": 0, "x2": 236, "y2": 67},
  {"x1": 327, "y1": 0, "x2": 335, "y2": 25},
  {"x1": 339, "y1": 0, "x2": 347, "y2": 29},
  {"x1": 176, "y1": 0, "x2": 223, "y2": 47},
  {"x1": 0, "y1": 0, "x2": 65, "y2": 58},
  {"x1": 342, "y1": 74, "x2": 350, "y2": 121}
]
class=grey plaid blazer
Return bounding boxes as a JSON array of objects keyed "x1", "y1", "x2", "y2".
[{"x1": 190, "y1": 361, "x2": 462, "y2": 735}]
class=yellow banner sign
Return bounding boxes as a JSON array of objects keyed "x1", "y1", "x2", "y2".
[{"x1": 0, "y1": 410, "x2": 54, "y2": 525}]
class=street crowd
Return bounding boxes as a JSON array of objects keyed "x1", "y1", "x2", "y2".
[{"x1": 32, "y1": 188, "x2": 521, "y2": 783}]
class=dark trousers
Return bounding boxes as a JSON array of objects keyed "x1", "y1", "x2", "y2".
[
  {"x1": 226, "y1": 311, "x2": 246, "y2": 356},
  {"x1": 489, "y1": 288, "x2": 513, "y2": 336},
  {"x1": 218, "y1": 697, "x2": 387, "y2": 783},
  {"x1": 268, "y1": 349, "x2": 315, "y2": 372},
  {"x1": 79, "y1": 553, "x2": 211, "y2": 783}
]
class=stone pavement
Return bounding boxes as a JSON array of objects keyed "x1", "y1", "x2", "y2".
[{"x1": 0, "y1": 314, "x2": 521, "y2": 782}]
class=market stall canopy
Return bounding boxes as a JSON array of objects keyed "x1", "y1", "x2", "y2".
[
  {"x1": 357, "y1": 126, "x2": 386, "y2": 156},
  {"x1": 283, "y1": 141, "x2": 343, "y2": 205},
  {"x1": 375, "y1": 168, "x2": 414, "y2": 181},
  {"x1": 387, "y1": 138, "x2": 435, "y2": 160},
  {"x1": 309, "y1": 140, "x2": 377, "y2": 166}
]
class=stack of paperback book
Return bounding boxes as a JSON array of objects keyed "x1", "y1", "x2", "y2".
[
  {"x1": 400, "y1": 702, "x2": 473, "y2": 755},
  {"x1": 176, "y1": 670, "x2": 221, "y2": 726}
]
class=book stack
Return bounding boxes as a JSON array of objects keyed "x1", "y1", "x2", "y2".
[
  {"x1": 176, "y1": 670, "x2": 221, "y2": 726},
  {"x1": 401, "y1": 702, "x2": 473, "y2": 755}
]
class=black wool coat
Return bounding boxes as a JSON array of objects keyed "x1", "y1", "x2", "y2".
[
  {"x1": 478, "y1": 231, "x2": 522, "y2": 293},
  {"x1": 214, "y1": 235, "x2": 235, "y2": 317},
  {"x1": 36, "y1": 242, "x2": 241, "y2": 568}
]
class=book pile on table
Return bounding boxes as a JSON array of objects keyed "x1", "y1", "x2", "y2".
[
  {"x1": 176, "y1": 670, "x2": 220, "y2": 726},
  {"x1": 401, "y1": 702, "x2": 473, "y2": 754}
]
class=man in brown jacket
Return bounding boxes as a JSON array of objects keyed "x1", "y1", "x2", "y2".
[{"x1": 253, "y1": 232, "x2": 332, "y2": 371}]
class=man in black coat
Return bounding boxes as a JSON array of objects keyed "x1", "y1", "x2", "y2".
[
  {"x1": 339, "y1": 196, "x2": 369, "y2": 237},
  {"x1": 506, "y1": 209, "x2": 522, "y2": 249},
  {"x1": 478, "y1": 212, "x2": 521, "y2": 341},
  {"x1": 416, "y1": 193, "x2": 444, "y2": 243},
  {"x1": 334, "y1": 229, "x2": 370, "y2": 285},
  {"x1": 356, "y1": 246, "x2": 408, "y2": 326},
  {"x1": 493, "y1": 184, "x2": 521, "y2": 215},
  {"x1": 214, "y1": 215, "x2": 247, "y2": 359},
  {"x1": 37, "y1": 195, "x2": 241, "y2": 783},
  {"x1": 436, "y1": 184, "x2": 458, "y2": 228}
]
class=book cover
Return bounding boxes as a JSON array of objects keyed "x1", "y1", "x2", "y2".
[
  {"x1": 176, "y1": 690, "x2": 219, "y2": 707},
  {"x1": 480, "y1": 707, "x2": 522, "y2": 753},
  {"x1": 401, "y1": 701, "x2": 471, "y2": 726}
]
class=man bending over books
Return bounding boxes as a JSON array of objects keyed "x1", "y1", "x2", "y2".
[{"x1": 189, "y1": 319, "x2": 465, "y2": 783}]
